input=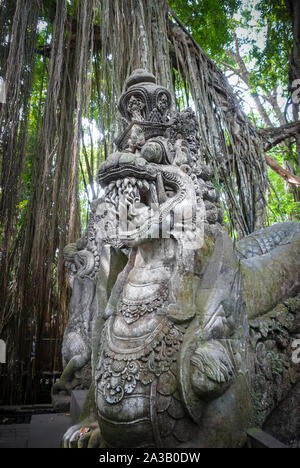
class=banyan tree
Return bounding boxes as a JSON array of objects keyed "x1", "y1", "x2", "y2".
[{"x1": 0, "y1": 0, "x2": 299, "y2": 404}]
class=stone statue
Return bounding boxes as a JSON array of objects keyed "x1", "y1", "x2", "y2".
[
  {"x1": 60, "y1": 69, "x2": 300, "y2": 448},
  {"x1": 53, "y1": 239, "x2": 97, "y2": 394}
]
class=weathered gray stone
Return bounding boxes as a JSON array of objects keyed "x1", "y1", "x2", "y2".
[
  {"x1": 51, "y1": 392, "x2": 70, "y2": 413},
  {"x1": 238, "y1": 223, "x2": 300, "y2": 320},
  {"x1": 247, "y1": 427, "x2": 288, "y2": 448},
  {"x1": 248, "y1": 294, "x2": 300, "y2": 431},
  {"x1": 70, "y1": 390, "x2": 89, "y2": 424},
  {"x1": 59, "y1": 69, "x2": 300, "y2": 448}
]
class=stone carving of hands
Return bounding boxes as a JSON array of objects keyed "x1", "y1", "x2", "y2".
[
  {"x1": 190, "y1": 340, "x2": 234, "y2": 401},
  {"x1": 62, "y1": 418, "x2": 101, "y2": 448}
]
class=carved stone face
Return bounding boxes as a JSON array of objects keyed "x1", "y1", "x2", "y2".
[
  {"x1": 157, "y1": 93, "x2": 169, "y2": 114},
  {"x1": 127, "y1": 95, "x2": 145, "y2": 120},
  {"x1": 95, "y1": 72, "x2": 205, "y2": 250},
  {"x1": 96, "y1": 148, "x2": 204, "y2": 250}
]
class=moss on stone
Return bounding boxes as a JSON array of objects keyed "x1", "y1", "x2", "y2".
[
  {"x1": 251, "y1": 389, "x2": 265, "y2": 427},
  {"x1": 79, "y1": 383, "x2": 96, "y2": 422}
]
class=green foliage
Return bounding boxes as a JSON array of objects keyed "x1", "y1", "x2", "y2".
[
  {"x1": 251, "y1": 389, "x2": 264, "y2": 427},
  {"x1": 168, "y1": 0, "x2": 241, "y2": 59},
  {"x1": 268, "y1": 350, "x2": 284, "y2": 376},
  {"x1": 267, "y1": 147, "x2": 300, "y2": 223},
  {"x1": 170, "y1": 0, "x2": 299, "y2": 223},
  {"x1": 244, "y1": 0, "x2": 291, "y2": 96}
]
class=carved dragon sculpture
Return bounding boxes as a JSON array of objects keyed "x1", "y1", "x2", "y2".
[
  {"x1": 53, "y1": 239, "x2": 96, "y2": 394},
  {"x1": 58, "y1": 70, "x2": 300, "y2": 448}
]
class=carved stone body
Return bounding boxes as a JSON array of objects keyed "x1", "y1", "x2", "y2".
[
  {"x1": 61, "y1": 70, "x2": 300, "y2": 448},
  {"x1": 95, "y1": 241, "x2": 191, "y2": 448}
]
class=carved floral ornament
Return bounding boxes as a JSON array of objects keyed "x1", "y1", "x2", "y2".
[{"x1": 96, "y1": 317, "x2": 184, "y2": 405}]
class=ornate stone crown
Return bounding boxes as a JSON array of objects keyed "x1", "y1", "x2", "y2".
[{"x1": 116, "y1": 69, "x2": 172, "y2": 150}]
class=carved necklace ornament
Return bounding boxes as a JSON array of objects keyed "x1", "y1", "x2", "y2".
[{"x1": 118, "y1": 283, "x2": 169, "y2": 324}]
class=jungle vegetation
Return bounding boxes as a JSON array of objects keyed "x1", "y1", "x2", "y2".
[{"x1": 0, "y1": 0, "x2": 299, "y2": 403}]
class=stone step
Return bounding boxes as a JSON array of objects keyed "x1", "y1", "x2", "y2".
[
  {"x1": 28, "y1": 413, "x2": 72, "y2": 448},
  {"x1": 247, "y1": 427, "x2": 288, "y2": 448},
  {"x1": 51, "y1": 392, "x2": 71, "y2": 413},
  {"x1": 0, "y1": 388, "x2": 89, "y2": 448},
  {"x1": 0, "y1": 424, "x2": 30, "y2": 449}
]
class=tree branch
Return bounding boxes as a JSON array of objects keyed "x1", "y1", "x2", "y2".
[
  {"x1": 265, "y1": 154, "x2": 300, "y2": 187},
  {"x1": 223, "y1": 47, "x2": 273, "y2": 127},
  {"x1": 259, "y1": 120, "x2": 300, "y2": 151},
  {"x1": 264, "y1": 88, "x2": 287, "y2": 126}
]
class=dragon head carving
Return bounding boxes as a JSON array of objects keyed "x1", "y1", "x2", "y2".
[{"x1": 94, "y1": 69, "x2": 222, "y2": 252}]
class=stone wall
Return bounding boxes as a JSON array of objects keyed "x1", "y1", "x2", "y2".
[{"x1": 248, "y1": 294, "x2": 300, "y2": 445}]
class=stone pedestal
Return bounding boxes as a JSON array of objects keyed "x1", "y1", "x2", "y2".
[
  {"x1": 51, "y1": 390, "x2": 70, "y2": 413},
  {"x1": 70, "y1": 390, "x2": 88, "y2": 424},
  {"x1": 28, "y1": 413, "x2": 72, "y2": 448}
]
